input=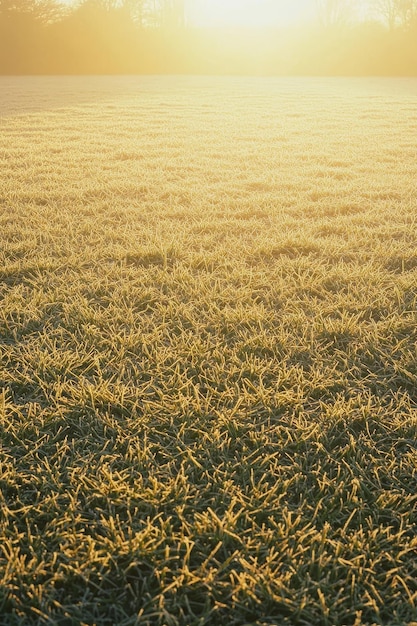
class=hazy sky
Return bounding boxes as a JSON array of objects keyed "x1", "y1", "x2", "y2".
[{"x1": 188, "y1": 0, "x2": 317, "y2": 27}]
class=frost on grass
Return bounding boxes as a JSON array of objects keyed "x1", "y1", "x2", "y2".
[{"x1": 0, "y1": 76, "x2": 417, "y2": 626}]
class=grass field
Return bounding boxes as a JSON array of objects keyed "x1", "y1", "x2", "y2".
[{"x1": 1, "y1": 76, "x2": 417, "y2": 626}]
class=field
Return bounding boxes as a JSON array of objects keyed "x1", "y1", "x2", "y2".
[{"x1": 1, "y1": 76, "x2": 417, "y2": 626}]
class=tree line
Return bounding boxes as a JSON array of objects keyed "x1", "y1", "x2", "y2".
[{"x1": 0, "y1": 0, "x2": 416, "y2": 75}]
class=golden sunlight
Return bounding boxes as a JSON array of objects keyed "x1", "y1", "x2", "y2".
[{"x1": 188, "y1": 0, "x2": 316, "y2": 28}]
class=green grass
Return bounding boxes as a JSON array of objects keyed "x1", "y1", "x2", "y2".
[{"x1": 1, "y1": 76, "x2": 417, "y2": 626}]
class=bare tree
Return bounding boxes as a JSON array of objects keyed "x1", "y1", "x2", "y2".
[
  {"x1": 72, "y1": 0, "x2": 148, "y2": 26},
  {"x1": 316, "y1": 0, "x2": 357, "y2": 27},
  {"x1": 397, "y1": 0, "x2": 417, "y2": 28},
  {"x1": 148, "y1": 0, "x2": 185, "y2": 27},
  {"x1": 0, "y1": 0, "x2": 64, "y2": 23},
  {"x1": 122, "y1": 0, "x2": 147, "y2": 25},
  {"x1": 371, "y1": 0, "x2": 417, "y2": 29}
]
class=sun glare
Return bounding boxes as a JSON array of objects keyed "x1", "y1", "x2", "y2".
[{"x1": 188, "y1": 0, "x2": 315, "y2": 28}]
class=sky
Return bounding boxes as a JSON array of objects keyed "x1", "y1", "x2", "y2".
[{"x1": 187, "y1": 0, "x2": 317, "y2": 28}]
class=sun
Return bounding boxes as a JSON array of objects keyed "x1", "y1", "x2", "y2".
[{"x1": 188, "y1": 0, "x2": 316, "y2": 28}]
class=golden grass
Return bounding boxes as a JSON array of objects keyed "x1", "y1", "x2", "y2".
[{"x1": 0, "y1": 76, "x2": 417, "y2": 625}]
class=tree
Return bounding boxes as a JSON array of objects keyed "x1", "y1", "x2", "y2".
[
  {"x1": 161, "y1": 0, "x2": 185, "y2": 27},
  {"x1": 397, "y1": 0, "x2": 417, "y2": 28},
  {"x1": 371, "y1": 0, "x2": 417, "y2": 30},
  {"x1": 123, "y1": 0, "x2": 147, "y2": 25},
  {"x1": 316, "y1": 0, "x2": 357, "y2": 27},
  {"x1": 0, "y1": 0, "x2": 64, "y2": 24},
  {"x1": 145, "y1": 0, "x2": 185, "y2": 27},
  {"x1": 0, "y1": 0, "x2": 65, "y2": 72}
]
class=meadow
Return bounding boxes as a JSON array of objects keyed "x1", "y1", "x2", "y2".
[{"x1": 0, "y1": 75, "x2": 417, "y2": 626}]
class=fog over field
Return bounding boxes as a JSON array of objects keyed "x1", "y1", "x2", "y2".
[{"x1": 1, "y1": 76, "x2": 417, "y2": 625}]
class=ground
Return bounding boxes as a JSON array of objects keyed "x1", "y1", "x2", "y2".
[{"x1": 0, "y1": 76, "x2": 417, "y2": 625}]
